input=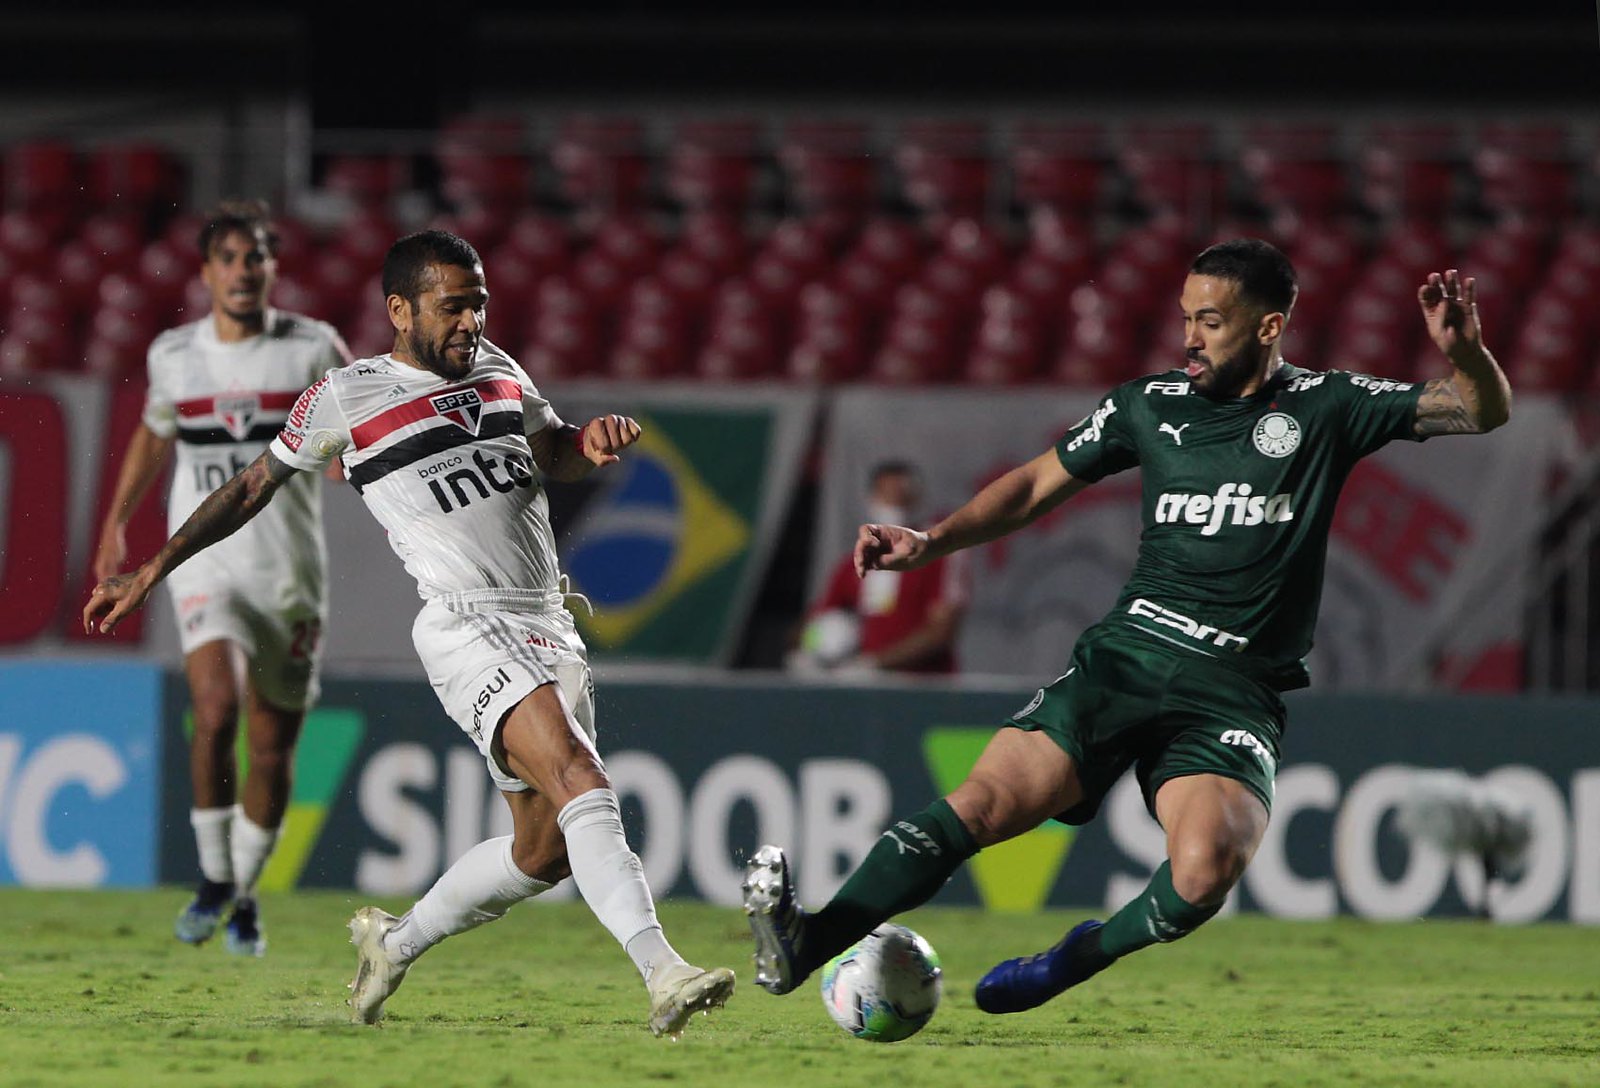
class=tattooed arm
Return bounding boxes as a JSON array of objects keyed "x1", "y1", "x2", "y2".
[
  {"x1": 83, "y1": 449, "x2": 299, "y2": 633},
  {"x1": 1414, "y1": 269, "x2": 1513, "y2": 437}
]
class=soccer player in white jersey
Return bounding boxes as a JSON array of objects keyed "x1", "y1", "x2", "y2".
[
  {"x1": 85, "y1": 230, "x2": 735, "y2": 1038},
  {"x1": 93, "y1": 200, "x2": 350, "y2": 956}
]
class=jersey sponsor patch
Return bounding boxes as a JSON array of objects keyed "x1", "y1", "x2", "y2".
[
  {"x1": 1065, "y1": 398, "x2": 1117, "y2": 452},
  {"x1": 1252, "y1": 412, "x2": 1301, "y2": 458},
  {"x1": 279, "y1": 376, "x2": 331, "y2": 453},
  {"x1": 1154, "y1": 483, "x2": 1295, "y2": 536},
  {"x1": 1349, "y1": 374, "x2": 1414, "y2": 396}
]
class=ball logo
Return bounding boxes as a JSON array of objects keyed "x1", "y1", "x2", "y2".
[{"x1": 1252, "y1": 412, "x2": 1300, "y2": 458}]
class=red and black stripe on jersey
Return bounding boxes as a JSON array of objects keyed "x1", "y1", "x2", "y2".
[
  {"x1": 344, "y1": 377, "x2": 525, "y2": 493},
  {"x1": 174, "y1": 391, "x2": 302, "y2": 445}
]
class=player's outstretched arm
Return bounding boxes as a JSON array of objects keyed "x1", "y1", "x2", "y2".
[
  {"x1": 83, "y1": 449, "x2": 298, "y2": 634},
  {"x1": 1415, "y1": 269, "x2": 1512, "y2": 437},
  {"x1": 93, "y1": 422, "x2": 176, "y2": 581},
  {"x1": 531, "y1": 413, "x2": 643, "y2": 482},
  {"x1": 856, "y1": 449, "x2": 1089, "y2": 575}
]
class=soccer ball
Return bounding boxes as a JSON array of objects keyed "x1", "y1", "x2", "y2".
[
  {"x1": 800, "y1": 608, "x2": 861, "y2": 667},
  {"x1": 819, "y1": 923, "x2": 942, "y2": 1042}
]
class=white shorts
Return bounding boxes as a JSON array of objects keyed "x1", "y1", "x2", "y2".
[
  {"x1": 166, "y1": 567, "x2": 325, "y2": 711},
  {"x1": 412, "y1": 599, "x2": 596, "y2": 793}
]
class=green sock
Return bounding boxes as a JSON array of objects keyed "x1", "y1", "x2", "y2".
[
  {"x1": 802, "y1": 799, "x2": 978, "y2": 973},
  {"x1": 1097, "y1": 860, "x2": 1223, "y2": 960}
]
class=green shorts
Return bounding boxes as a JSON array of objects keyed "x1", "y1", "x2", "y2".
[{"x1": 1006, "y1": 624, "x2": 1286, "y2": 825}]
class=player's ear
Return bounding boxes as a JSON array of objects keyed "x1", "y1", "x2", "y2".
[
  {"x1": 1258, "y1": 310, "x2": 1286, "y2": 346},
  {"x1": 386, "y1": 293, "x2": 411, "y2": 333}
]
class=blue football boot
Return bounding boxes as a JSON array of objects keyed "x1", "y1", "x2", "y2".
[
  {"x1": 174, "y1": 879, "x2": 234, "y2": 945},
  {"x1": 975, "y1": 919, "x2": 1108, "y2": 1014}
]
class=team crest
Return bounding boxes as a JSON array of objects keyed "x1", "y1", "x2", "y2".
[
  {"x1": 1252, "y1": 412, "x2": 1301, "y2": 458},
  {"x1": 216, "y1": 394, "x2": 261, "y2": 441},
  {"x1": 430, "y1": 388, "x2": 485, "y2": 435}
]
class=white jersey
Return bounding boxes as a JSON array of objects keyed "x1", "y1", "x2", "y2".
[
  {"x1": 145, "y1": 310, "x2": 346, "y2": 613},
  {"x1": 269, "y1": 340, "x2": 565, "y2": 609}
]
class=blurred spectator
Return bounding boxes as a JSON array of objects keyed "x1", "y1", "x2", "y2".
[{"x1": 791, "y1": 461, "x2": 970, "y2": 676}]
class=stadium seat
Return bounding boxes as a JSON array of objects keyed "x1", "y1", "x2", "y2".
[
  {"x1": 655, "y1": 249, "x2": 718, "y2": 317},
  {"x1": 680, "y1": 211, "x2": 749, "y2": 276},
  {"x1": 501, "y1": 212, "x2": 571, "y2": 274},
  {"x1": 551, "y1": 114, "x2": 652, "y2": 216},
  {"x1": 571, "y1": 249, "x2": 635, "y2": 314},
  {"x1": 321, "y1": 154, "x2": 409, "y2": 212},
  {"x1": 1009, "y1": 121, "x2": 1106, "y2": 218},
  {"x1": 1118, "y1": 123, "x2": 1221, "y2": 220},
  {"x1": 667, "y1": 118, "x2": 762, "y2": 213},
  {"x1": 0, "y1": 211, "x2": 59, "y2": 272},
  {"x1": 0, "y1": 313, "x2": 76, "y2": 376},
  {"x1": 4, "y1": 141, "x2": 79, "y2": 212},
  {"x1": 1360, "y1": 123, "x2": 1460, "y2": 221},
  {"x1": 1049, "y1": 314, "x2": 1140, "y2": 389},
  {"x1": 779, "y1": 118, "x2": 878, "y2": 217},
  {"x1": 1509, "y1": 323, "x2": 1587, "y2": 392},
  {"x1": 894, "y1": 118, "x2": 992, "y2": 227},
  {"x1": 85, "y1": 142, "x2": 183, "y2": 216},
  {"x1": 1473, "y1": 122, "x2": 1575, "y2": 223},
  {"x1": 963, "y1": 285, "x2": 1046, "y2": 384},
  {"x1": 697, "y1": 318, "x2": 780, "y2": 380},
  {"x1": 937, "y1": 217, "x2": 1009, "y2": 281}
]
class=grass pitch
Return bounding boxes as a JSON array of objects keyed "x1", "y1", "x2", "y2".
[{"x1": 0, "y1": 889, "x2": 1594, "y2": 1088}]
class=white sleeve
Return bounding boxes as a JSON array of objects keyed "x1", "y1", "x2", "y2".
[
  {"x1": 270, "y1": 371, "x2": 351, "y2": 471},
  {"x1": 142, "y1": 345, "x2": 177, "y2": 438},
  {"x1": 519, "y1": 369, "x2": 561, "y2": 436}
]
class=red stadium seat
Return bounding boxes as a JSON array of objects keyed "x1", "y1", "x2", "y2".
[
  {"x1": 4, "y1": 142, "x2": 79, "y2": 212},
  {"x1": 894, "y1": 119, "x2": 991, "y2": 226},
  {"x1": 0, "y1": 211, "x2": 59, "y2": 272},
  {"x1": 1360, "y1": 123, "x2": 1460, "y2": 220},
  {"x1": 552, "y1": 115, "x2": 651, "y2": 216},
  {"x1": 0, "y1": 313, "x2": 76, "y2": 376},
  {"x1": 1118, "y1": 123, "x2": 1221, "y2": 220},
  {"x1": 502, "y1": 212, "x2": 571, "y2": 274},
  {"x1": 1049, "y1": 315, "x2": 1141, "y2": 388},
  {"x1": 780, "y1": 118, "x2": 878, "y2": 216},
  {"x1": 655, "y1": 249, "x2": 718, "y2": 316},
  {"x1": 964, "y1": 286, "x2": 1046, "y2": 384},
  {"x1": 937, "y1": 217, "x2": 1009, "y2": 280},
  {"x1": 667, "y1": 119, "x2": 762, "y2": 213},
  {"x1": 86, "y1": 143, "x2": 184, "y2": 215},
  {"x1": 321, "y1": 154, "x2": 410, "y2": 210},
  {"x1": 1010, "y1": 121, "x2": 1105, "y2": 217},
  {"x1": 680, "y1": 211, "x2": 750, "y2": 276},
  {"x1": 697, "y1": 318, "x2": 780, "y2": 380}
]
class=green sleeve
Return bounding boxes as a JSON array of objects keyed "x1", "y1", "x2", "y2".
[
  {"x1": 1333, "y1": 371, "x2": 1428, "y2": 458},
  {"x1": 1055, "y1": 385, "x2": 1140, "y2": 482}
]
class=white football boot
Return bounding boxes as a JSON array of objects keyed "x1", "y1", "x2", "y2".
[
  {"x1": 647, "y1": 963, "x2": 737, "y2": 1040},
  {"x1": 347, "y1": 907, "x2": 409, "y2": 1025}
]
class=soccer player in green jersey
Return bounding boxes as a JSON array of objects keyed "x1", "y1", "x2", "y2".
[{"x1": 742, "y1": 237, "x2": 1512, "y2": 1012}]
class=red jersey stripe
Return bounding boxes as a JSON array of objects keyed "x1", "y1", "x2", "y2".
[
  {"x1": 350, "y1": 377, "x2": 523, "y2": 449},
  {"x1": 175, "y1": 391, "x2": 303, "y2": 417}
]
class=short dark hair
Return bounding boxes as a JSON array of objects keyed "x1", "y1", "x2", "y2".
[
  {"x1": 870, "y1": 460, "x2": 918, "y2": 485},
  {"x1": 197, "y1": 198, "x2": 277, "y2": 261},
  {"x1": 1190, "y1": 238, "x2": 1298, "y2": 315},
  {"x1": 382, "y1": 230, "x2": 482, "y2": 309}
]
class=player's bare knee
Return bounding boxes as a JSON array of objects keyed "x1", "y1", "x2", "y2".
[
  {"x1": 1169, "y1": 841, "x2": 1247, "y2": 905},
  {"x1": 511, "y1": 838, "x2": 570, "y2": 884},
  {"x1": 947, "y1": 778, "x2": 1013, "y2": 847},
  {"x1": 190, "y1": 700, "x2": 240, "y2": 745}
]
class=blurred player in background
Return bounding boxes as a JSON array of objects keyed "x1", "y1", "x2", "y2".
[
  {"x1": 790, "y1": 460, "x2": 970, "y2": 675},
  {"x1": 85, "y1": 230, "x2": 735, "y2": 1038},
  {"x1": 93, "y1": 200, "x2": 350, "y2": 956},
  {"x1": 743, "y1": 239, "x2": 1512, "y2": 1012}
]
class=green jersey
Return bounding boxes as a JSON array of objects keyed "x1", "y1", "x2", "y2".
[{"x1": 1055, "y1": 363, "x2": 1427, "y2": 690}]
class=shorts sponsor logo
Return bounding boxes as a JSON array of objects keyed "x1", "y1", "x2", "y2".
[
  {"x1": 216, "y1": 394, "x2": 260, "y2": 441},
  {"x1": 525, "y1": 633, "x2": 563, "y2": 652},
  {"x1": 1128, "y1": 598, "x2": 1249, "y2": 650},
  {"x1": 1252, "y1": 412, "x2": 1301, "y2": 458},
  {"x1": 1349, "y1": 374, "x2": 1414, "y2": 396},
  {"x1": 431, "y1": 389, "x2": 485, "y2": 436},
  {"x1": 1154, "y1": 483, "x2": 1295, "y2": 537},
  {"x1": 1219, "y1": 728, "x2": 1277, "y2": 773},
  {"x1": 470, "y1": 666, "x2": 513, "y2": 740},
  {"x1": 1065, "y1": 398, "x2": 1117, "y2": 452}
]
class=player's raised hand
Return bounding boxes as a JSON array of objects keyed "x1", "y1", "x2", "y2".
[
  {"x1": 82, "y1": 569, "x2": 155, "y2": 635},
  {"x1": 580, "y1": 414, "x2": 642, "y2": 467},
  {"x1": 854, "y1": 523, "x2": 930, "y2": 577},
  {"x1": 1418, "y1": 269, "x2": 1484, "y2": 362}
]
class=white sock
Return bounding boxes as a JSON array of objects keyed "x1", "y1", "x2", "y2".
[
  {"x1": 190, "y1": 807, "x2": 234, "y2": 885},
  {"x1": 383, "y1": 836, "x2": 552, "y2": 966},
  {"x1": 230, "y1": 807, "x2": 279, "y2": 900},
  {"x1": 557, "y1": 788, "x2": 686, "y2": 985}
]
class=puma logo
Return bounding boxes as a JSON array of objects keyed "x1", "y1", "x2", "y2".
[
  {"x1": 884, "y1": 830, "x2": 920, "y2": 856},
  {"x1": 1159, "y1": 422, "x2": 1191, "y2": 445}
]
